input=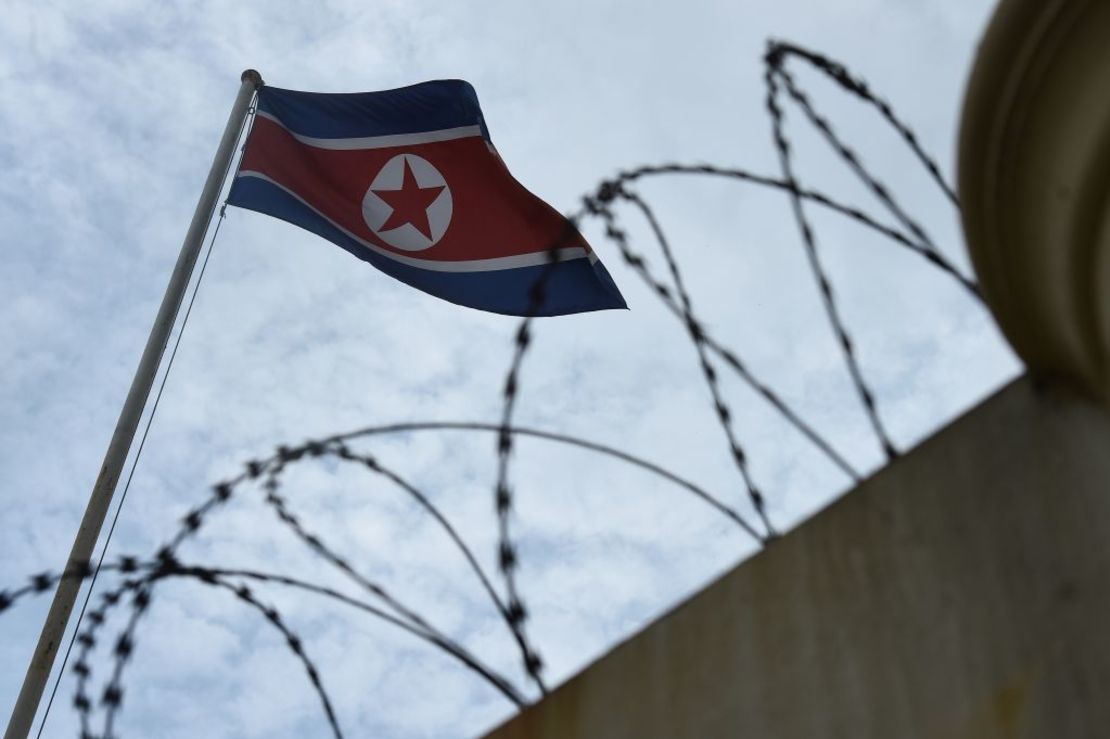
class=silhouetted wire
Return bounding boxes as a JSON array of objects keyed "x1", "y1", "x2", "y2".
[
  {"x1": 178, "y1": 572, "x2": 343, "y2": 738},
  {"x1": 99, "y1": 412, "x2": 673, "y2": 731},
  {"x1": 571, "y1": 160, "x2": 981, "y2": 485},
  {"x1": 30, "y1": 556, "x2": 522, "y2": 737},
  {"x1": 769, "y1": 41, "x2": 960, "y2": 207},
  {"x1": 33, "y1": 96, "x2": 257, "y2": 739},
  {"x1": 71, "y1": 569, "x2": 144, "y2": 738},
  {"x1": 92, "y1": 453, "x2": 522, "y2": 735},
  {"x1": 627, "y1": 189, "x2": 780, "y2": 533},
  {"x1": 325, "y1": 422, "x2": 763, "y2": 541},
  {"x1": 581, "y1": 184, "x2": 864, "y2": 483},
  {"x1": 773, "y1": 63, "x2": 941, "y2": 263},
  {"x1": 8, "y1": 556, "x2": 521, "y2": 739},
  {"x1": 602, "y1": 163, "x2": 980, "y2": 300},
  {"x1": 491, "y1": 242, "x2": 570, "y2": 696},
  {"x1": 480, "y1": 38, "x2": 973, "y2": 671},
  {"x1": 328, "y1": 440, "x2": 559, "y2": 687},
  {"x1": 0, "y1": 40, "x2": 993, "y2": 739},
  {"x1": 765, "y1": 41, "x2": 899, "y2": 461},
  {"x1": 329, "y1": 441, "x2": 518, "y2": 617},
  {"x1": 587, "y1": 188, "x2": 777, "y2": 537},
  {"x1": 4, "y1": 408, "x2": 779, "y2": 724},
  {"x1": 262, "y1": 460, "x2": 445, "y2": 634},
  {"x1": 61, "y1": 556, "x2": 341, "y2": 739},
  {"x1": 177, "y1": 563, "x2": 526, "y2": 705}
]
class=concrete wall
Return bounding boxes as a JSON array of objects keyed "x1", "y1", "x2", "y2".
[{"x1": 482, "y1": 375, "x2": 1110, "y2": 739}]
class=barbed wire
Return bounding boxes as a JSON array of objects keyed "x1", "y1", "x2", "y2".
[
  {"x1": 765, "y1": 45, "x2": 894, "y2": 460},
  {"x1": 768, "y1": 41, "x2": 960, "y2": 207},
  {"x1": 2, "y1": 39, "x2": 986, "y2": 738},
  {"x1": 598, "y1": 163, "x2": 980, "y2": 300},
  {"x1": 588, "y1": 190, "x2": 777, "y2": 536}
]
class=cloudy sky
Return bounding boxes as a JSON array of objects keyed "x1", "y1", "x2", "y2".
[{"x1": 1, "y1": 1, "x2": 1018, "y2": 737}]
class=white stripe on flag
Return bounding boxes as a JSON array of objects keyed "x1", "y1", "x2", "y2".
[
  {"x1": 255, "y1": 110, "x2": 484, "y2": 150},
  {"x1": 235, "y1": 170, "x2": 590, "y2": 273}
]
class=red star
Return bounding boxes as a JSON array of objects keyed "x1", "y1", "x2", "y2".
[{"x1": 371, "y1": 157, "x2": 445, "y2": 240}]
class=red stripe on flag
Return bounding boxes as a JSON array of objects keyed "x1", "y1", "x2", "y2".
[{"x1": 238, "y1": 117, "x2": 586, "y2": 262}]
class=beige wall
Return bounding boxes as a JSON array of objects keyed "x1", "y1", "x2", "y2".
[{"x1": 483, "y1": 375, "x2": 1110, "y2": 739}]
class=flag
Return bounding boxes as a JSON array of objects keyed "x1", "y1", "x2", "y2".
[{"x1": 227, "y1": 80, "x2": 626, "y2": 316}]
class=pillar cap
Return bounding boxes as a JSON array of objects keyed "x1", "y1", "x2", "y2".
[{"x1": 959, "y1": 0, "x2": 1110, "y2": 404}]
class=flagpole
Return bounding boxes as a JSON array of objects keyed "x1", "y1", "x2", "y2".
[{"x1": 4, "y1": 69, "x2": 263, "y2": 739}]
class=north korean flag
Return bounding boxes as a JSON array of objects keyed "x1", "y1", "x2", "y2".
[{"x1": 227, "y1": 80, "x2": 626, "y2": 316}]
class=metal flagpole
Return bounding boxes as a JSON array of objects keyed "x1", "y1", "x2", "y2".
[{"x1": 4, "y1": 68, "x2": 264, "y2": 739}]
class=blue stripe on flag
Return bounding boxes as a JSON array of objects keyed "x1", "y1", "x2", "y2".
[
  {"x1": 227, "y1": 175, "x2": 627, "y2": 316},
  {"x1": 257, "y1": 80, "x2": 492, "y2": 141}
]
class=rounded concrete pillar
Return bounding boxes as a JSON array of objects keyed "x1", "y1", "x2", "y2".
[{"x1": 959, "y1": 0, "x2": 1110, "y2": 405}]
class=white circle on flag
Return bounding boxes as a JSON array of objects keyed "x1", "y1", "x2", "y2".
[{"x1": 362, "y1": 153, "x2": 453, "y2": 251}]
